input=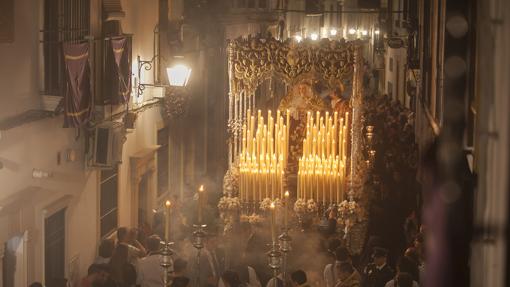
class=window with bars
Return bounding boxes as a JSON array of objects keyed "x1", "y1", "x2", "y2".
[
  {"x1": 41, "y1": 0, "x2": 90, "y2": 96},
  {"x1": 100, "y1": 168, "x2": 118, "y2": 238}
]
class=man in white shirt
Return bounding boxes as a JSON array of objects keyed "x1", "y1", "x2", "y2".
[{"x1": 137, "y1": 235, "x2": 169, "y2": 287}]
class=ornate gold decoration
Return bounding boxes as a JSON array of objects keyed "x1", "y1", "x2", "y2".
[{"x1": 229, "y1": 36, "x2": 357, "y2": 95}]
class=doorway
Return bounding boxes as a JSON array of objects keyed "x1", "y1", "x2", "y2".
[{"x1": 45, "y1": 208, "x2": 66, "y2": 285}]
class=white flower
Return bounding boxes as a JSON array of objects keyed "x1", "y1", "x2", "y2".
[
  {"x1": 306, "y1": 199, "x2": 318, "y2": 213},
  {"x1": 294, "y1": 198, "x2": 307, "y2": 213},
  {"x1": 259, "y1": 198, "x2": 273, "y2": 211},
  {"x1": 217, "y1": 196, "x2": 241, "y2": 211}
]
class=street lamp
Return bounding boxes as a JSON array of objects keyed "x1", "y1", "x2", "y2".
[
  {"x1": 166, "y1": 64, "x2": 192, "y2": 87},
  {"x1": 137, "y1": 55, "x2": 192, "y2": 97}
]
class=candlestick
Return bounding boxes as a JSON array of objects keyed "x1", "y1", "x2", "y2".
[{"x1": 164, "y1": 200, "x2": 171, "y2": 242}]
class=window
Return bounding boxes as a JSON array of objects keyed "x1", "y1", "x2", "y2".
[
  {"x1": 157, "y1": 127, "x2": 169, "y2": 196},
  {"x1": 100, "y1": 168, "x2": 118, "y2": 238},
  {"x1": 389, "y1": 57, "x2": 394, "y2": 72},
  {"x1": 42, "y1": 0, "x2": 90, "y2": 96}
]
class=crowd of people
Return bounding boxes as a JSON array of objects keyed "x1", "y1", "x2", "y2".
[{"x1": 27, "y1": 217, "x2": 426, "y2": 287}]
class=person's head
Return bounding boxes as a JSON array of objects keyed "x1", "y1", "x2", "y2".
[
  {"x1": 334, "y1": 246, "x2": 351, "y2": 263},
  {"x1": 221, "y1": 270, "x2": 242, "y2": 287},
  {"x1": 87, "y1": 264, "x2": 109, "y2": 284},
  {"x1": 117, "y1": 227, "x2": 129, "y2": 242},
  {"x1": 173, "y1": 258, "x2": 188, "y2": 276},
  {"x1": 98, "y1": 239, "x2": 115, "y2": 258},
  {"x1": 171, "y1": 276, "x2": 190, "y2": 287},
  {"x1": 290, "y1": 270, "x2": 307, "y2": 286},
  {"x1": 395, "y1": 272, "x2": 413, "y2": 287},
  {"x1": 372, "y1": 247, "x2": 388, "y2": 267},
  {"x1": 146, "y1": 235, "x2": 161, "y2": 253},
  {"x1": 336, "y1": 262, "x2": 354, "y2": 281}
]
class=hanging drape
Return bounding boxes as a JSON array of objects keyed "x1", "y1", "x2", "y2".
[
  {"x1": 111, "y1": 37, "x2": 131, "y2": 104},
  {"x1": 63, "y1": 42, "x2": 93, "y2": 127}
]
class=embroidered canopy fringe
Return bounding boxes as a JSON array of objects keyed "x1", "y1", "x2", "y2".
[{"x1": 63, "y1": 42, "x2": 93, "y2": 127}]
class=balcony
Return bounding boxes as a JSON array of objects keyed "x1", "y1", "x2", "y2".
[{"x1": 39, "y1": 31, "x2": 133, "y2": 111}]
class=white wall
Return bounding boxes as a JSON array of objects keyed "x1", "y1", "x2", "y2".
[
  {"x1": 0, "y1": 0, "x2": 164, "y2": 284},
  {"x1": 0, "y1": 0, "x2": 41, "y2": 120}
]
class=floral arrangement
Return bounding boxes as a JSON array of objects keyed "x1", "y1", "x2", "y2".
[
  {"x1": 223, "y1": 165, "x2": 240, "y2": 197},
  {"x1": 338, "y1": 200, "x2": 358, "y2": 216},
  {"x1": 217, "y1": 196, "x2": 241, "y2": 212},
  {"x1": 294, "y1": 198, "x2": 307, "y2": 214},
  {"x1": 240, "y1": 213, "x2": 264, "y2": 224},
  {"x1": 337, "y1": 199, "x2": 362, "y2": 237},
  {"x1": 306, "y1": 199, "x2": 318, "y2": 213},
  {"x1": 294, "y1": 198, "x2": 318, "y2": 214},
  {"x1": 259, "y1": 198, "x2": 272, "y2": 211}
]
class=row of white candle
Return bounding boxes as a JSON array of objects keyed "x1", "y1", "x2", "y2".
[
  {"x1": 239, "y1": 109, "x2": 290, "y2": 202},
  {"x1": 297, "y1": 111, "x2": 350, "y2": 203}
]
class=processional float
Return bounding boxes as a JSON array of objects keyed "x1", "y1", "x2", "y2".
[{"x1": 221, "y1": 35, "x2": 367, "y2": 281}]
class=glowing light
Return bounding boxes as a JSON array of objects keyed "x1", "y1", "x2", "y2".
[
  {"x1": 361, "y1": 30, "x2": 368, "y2": 36},
  {"x1": 348, "y1": 28, "x2": 356, "y2": 35},
  {"x1": 294, "y1": 35, "x2": 303, "y2": 42},
  {"x1": 374, "y1": 29, "x2": 380, "y2": 35},
  {"x1": 330, "y1": 29, "x2": 337, "y2": 36},
  {"x1": 165, "y1": 200, "x2": 171, "y2": 208},
  {"x1": 166, "y1": 64, "x2": 191, "y2": 87},
  {"x1": 310, "y1": 33, "x2": 319, "y2": 41}
]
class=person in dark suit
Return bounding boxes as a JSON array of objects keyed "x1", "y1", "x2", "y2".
[{"x1": 362, "y1": 247, "x2": 394, "y2": 287}]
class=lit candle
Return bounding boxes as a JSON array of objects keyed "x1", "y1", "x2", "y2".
[
  {"x1": 198, "y1": 185, "x2": 204, "y2": 223},
  {"x1": 270, "y1": 201, "x2": 276, "y2": 244},
  {"x1": 165, "y1": 200, "x2": 171, "y2": 242},
  {"x1": 284, "y1": 191, "x2": 290, "y2": 228}
]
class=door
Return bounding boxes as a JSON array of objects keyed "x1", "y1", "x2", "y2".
[{"x1": 45, "y1": 208, "x2": 66, "y2": 285}]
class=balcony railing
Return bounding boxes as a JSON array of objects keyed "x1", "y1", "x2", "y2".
[{"x1": 39, "y1": 32, "x2": 133, "y2": 106}]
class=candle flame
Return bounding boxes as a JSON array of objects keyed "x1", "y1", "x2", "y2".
[
  {"x1": 270, "y1": 202, "x2": 276, "y2": 209},
  {"x1": 199, "y1": 185, "x2": 204, "y2": 192},
  {"x1": 165, "y1": 200, "x2": 171, "y2": 208},
  {"x1": 284, "y1": 191, "x2": 290, "y2": 198}
]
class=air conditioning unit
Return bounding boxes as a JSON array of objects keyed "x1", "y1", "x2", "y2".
[{"x1": 92, "y1": 121, "x2": 126, "y2": 167}]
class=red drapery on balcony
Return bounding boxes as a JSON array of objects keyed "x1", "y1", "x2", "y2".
[{"x1": 63, "y1": 42, "x2": 93, "y2": 127}]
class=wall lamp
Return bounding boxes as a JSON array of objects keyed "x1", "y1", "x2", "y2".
[{"x1": 136, "y1": 55, "x2": 192, "y2": 98}]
